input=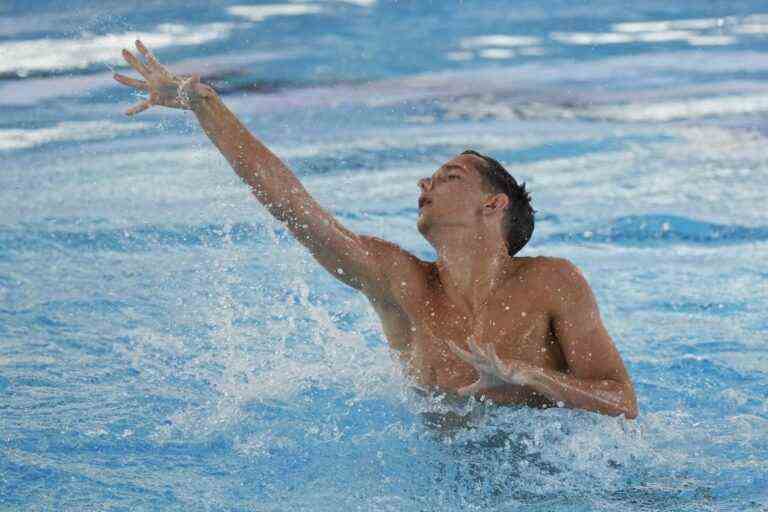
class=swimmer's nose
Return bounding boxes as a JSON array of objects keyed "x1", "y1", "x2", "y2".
[{"x1": 418, "y1": 177, "x2": 432, "y2": 191}]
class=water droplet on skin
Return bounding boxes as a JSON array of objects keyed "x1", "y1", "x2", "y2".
[
  {"x1": 521, "y1": 312, "x2": 527, "y2": 317},
  {"x1": 556, "y1": 401, "x2": 565, "y2": 408}
]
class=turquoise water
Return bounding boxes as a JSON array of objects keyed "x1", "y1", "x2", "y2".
[{"x1": 2, "y1": 1, "x2": 768, "y2": 510}]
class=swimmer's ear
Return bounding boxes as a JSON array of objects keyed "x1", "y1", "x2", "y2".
[{"x1": 482, "y1": 193, "x2": 509, "y2": 216}]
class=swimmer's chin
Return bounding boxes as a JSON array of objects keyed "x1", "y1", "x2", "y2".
[{"x1": 416, "y1": 214, "x2": 433, "y2": 237}]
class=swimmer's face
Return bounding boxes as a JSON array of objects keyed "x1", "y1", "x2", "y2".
[{"x1": 416, "y1": 153, "x2": 496, "y2": 238}]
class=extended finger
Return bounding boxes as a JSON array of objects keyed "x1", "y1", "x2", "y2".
[
  {"x1": 478, "y1": 341, "x2": 498, "y2": 362},
  {"x1": 122, "y1": 49, "x2": 151, "y2": 79},
  {"x1": 113, "y1": 73, "x2": 149, "y2": 91},
  {"x1": 135, "y1": 40, "x2": 171, "y2": 77},
  {"x1": 452, "y1": 350, "x2": 494, "y2": 376},
  {"x1": 135, "y1": 40, "x2": 160, "y2": 66},
  {"x1": 456, "y1": 382, "x2": 477, "y2": 396},
  {"x1": 490, "y1": 348, "x2": 509, "y2": 375},
  {"x1": 467, "y1": 338, "x2": 490, "y2": 359},
  {"x1": 446, "y1": 340, "x2": 480, "y2": 365},
  {"x1": 457, "y1": 379, "x2": 484, "y2": 396},
  {"x1": 125, "y1": 99, "x2": 152, "y2": 116}
]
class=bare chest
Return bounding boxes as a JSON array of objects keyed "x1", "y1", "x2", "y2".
[{"x1": 378, "y1": 289, "x2": 565, "y2": 391}]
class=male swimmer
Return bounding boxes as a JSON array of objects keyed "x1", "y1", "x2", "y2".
[{"x1": 114, "y1": 41, "x2": 638, "y2": 418}]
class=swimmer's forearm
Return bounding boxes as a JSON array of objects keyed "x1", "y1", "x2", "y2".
[
  {"x1": 190, "y1": 92, "x2": 313, "y2": 225},
  {"x1": 527, "y1": 370, "x2": 638, "y2": 418},
  {"x1": 188, "y1": 92, "x2": 387, "y2": 292}
]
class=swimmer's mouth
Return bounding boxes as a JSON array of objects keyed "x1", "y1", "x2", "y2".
[{"x1": 418, "y1": 196, "x2": 432, "y2": 209}]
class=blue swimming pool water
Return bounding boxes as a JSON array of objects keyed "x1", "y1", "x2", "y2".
[{"x1": 1, "y1": 1, "x2": 768, "y2": 510}]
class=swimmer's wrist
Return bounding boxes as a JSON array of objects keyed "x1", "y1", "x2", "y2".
[{"x1": 178, "y1": 79, "x2": 218, "y2": 110}]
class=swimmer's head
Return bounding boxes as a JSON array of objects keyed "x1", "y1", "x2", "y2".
[{"x1": 417, "y1": 150, "x2": 534, "y2": 256}]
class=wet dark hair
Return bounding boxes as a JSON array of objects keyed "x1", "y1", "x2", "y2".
[{"x1": 461, "y1": 150, "x2": 535, "y2": 256}]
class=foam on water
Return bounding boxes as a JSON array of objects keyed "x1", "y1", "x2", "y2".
[
  {"x1": 0, "y1": 22, "x2": 239, "y2": 77},
  {"x1": 0, "y1": 121, "x2": 151, "y2": 151}
]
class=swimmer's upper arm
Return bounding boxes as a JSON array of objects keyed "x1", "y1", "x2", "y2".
[
  {"x1": 301, "y1": 224, "x2": 420, "y2": 304},
  {"x1": 168, "y1": 88, "x2": 412, "y2": 302},
  {"x1": 308, "y1": 226, "x2": 418, "y2": 302},
  {"x1": 549, "y1": 260, "x2": 635, "y2": 389}
]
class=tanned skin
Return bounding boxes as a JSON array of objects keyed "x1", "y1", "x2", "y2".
[{"x1": 114, "y1": 41, "x2": 638, "y2": 419}]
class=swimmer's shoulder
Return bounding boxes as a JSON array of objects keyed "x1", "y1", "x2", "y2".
[
  {"x1": 511, "y1": 255, "x2": 589, "y2": 291},
  {"x1": 359, "y1": 235, "x2": 427, "y2": 268},
  {"x1": 358, "y1": 235, "x2": 433, "y2": 297}
]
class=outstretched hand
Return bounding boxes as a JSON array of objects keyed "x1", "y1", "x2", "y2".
[
  {"x1": 113, "y1": 40, "x2": 214, "y2": 116},
  {"x1": 446, "y1": 338, "x2": 538, "y2": 397}
]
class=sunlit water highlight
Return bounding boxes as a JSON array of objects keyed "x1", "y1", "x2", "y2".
[{"x1": 1, "y1": 1, "x2": 767, "y2": 510}]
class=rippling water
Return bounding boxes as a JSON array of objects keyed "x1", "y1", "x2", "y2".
[{"x1": 2, "y1": 1, "x2": 768, "y2": 510}]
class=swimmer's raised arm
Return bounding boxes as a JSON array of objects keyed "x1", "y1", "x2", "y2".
[{"x1": 113, "y1": 40, "x2": 413, "y2": 302}]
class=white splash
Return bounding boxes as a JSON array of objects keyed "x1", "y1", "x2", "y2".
[
  {"x1": 550, "y1": 32, "x2": 635, "y2": 45},
  {"x1": 227, "y1": 4, "x2": 323, "y2": 22},
  {"x1": 0, "y1": 120, "x2": 150, "y2": 151},
  {"x1": 0, "y1": 22, "x2": 237, "y2": 76},
  {"x1": 445, "y1": 51, "x2": 473, "y2": 61},
  {"x1": 550, "y1": 14, "x2": 768, "y2": 48},
  {"x1": 613, "y1": 18, "x2": 723, "y2": 33},
  {"x1": 478, "y1": 48, "x2": 516, "y2": 60},
  {"x1": 336, "y1": 0, "x2": 376, "y2": 6},
  {"x1": 550, "y1": 29, "x2": 738, "y2": 47},
  {"x1": 460, "y1": 35, "x2": 541, "y2": 48},
  {"x1": 685, "y1": 34, "x2": 737, "y2": 46},
  {"x1": 590, "y1": 93, "x2": 768, "y2": 122},
  {"x1": 633, "y1": 30, "x2": 696, "y2": 42},
  {"x1": 734, "y1": 23, "x2": 768, "y2": 34}
]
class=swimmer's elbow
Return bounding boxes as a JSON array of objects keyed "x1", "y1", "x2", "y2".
[
  {"x1": 603, "y1": 396, "x2": 637, "y2": 419},
  {"x1": 602, "y1": 379, "x2": 638, "y2": 419},
  {"x1": 622, "y1": 383, "x2": 639, "y2": 419}
]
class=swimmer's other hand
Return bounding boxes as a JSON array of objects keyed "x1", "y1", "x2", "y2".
[
  {"x1": 446, "y1": 338, "x2": 537, "y2": 396},
  {"x1": 113, "y1": 39, "x2": 216, "y2": 116}
]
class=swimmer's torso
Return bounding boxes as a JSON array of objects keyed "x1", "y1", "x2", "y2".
[{"x1": 369, "y1": 256, "x2": 568, "y2": 407}]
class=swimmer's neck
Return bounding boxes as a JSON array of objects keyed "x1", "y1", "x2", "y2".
[{"x1": 429, "y1": 225, "x2": 518, "y2": 315}]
